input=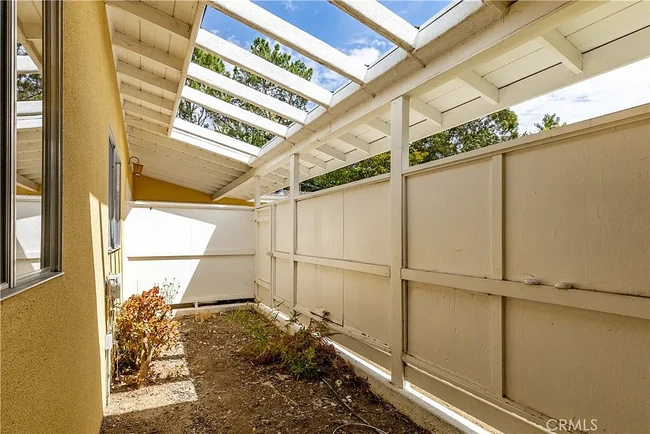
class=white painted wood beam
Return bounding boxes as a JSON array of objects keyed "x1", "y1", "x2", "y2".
[
  {"x1": 127, "y1": 128, "x2": 247, "y2": 174},
  {"x1": 458, "y1": 70, "x2": 499, "y2": 105},
  {"x1": 113, "y1": 31, "x2": 184, "y2": 70},
  {"x1": 17, "y1": 55, "x2": 38, "y2": 74},
  {"x1": 117, "y1": 61, "x2": 179, "y2": 93},
  {"x1": 167, "y1": 1, "x2": 205, "y2": 138},
  {"x1": 195, "y1": 29, "x2": 333, "y2": 107},
  {"x1": 124, "y1": 115, "x2": 169, "y2": 135},
  {"x1": 329, "y1": 0, "x2": 417, "y2": 51},
  {"x1": 209, "y1": 0, "x2": 367, "y2": 83},
  {"x1": 367, "y1": 118, "x2": 391, "y2": 136},
  {"x1": 339, "y1": 133, "x2": 371, "y2": 153},
  {"x1": 17, "y1": 116, "x2": 42, "y2": 130},
  {"x1": 17, "y1": 129, "x2": 42, "y2": 143},
  {"x1": 187, "y1": 63, "x2": 308, "y2": 124},
  {"x1": 174, "y1": 118, "x2": 261, "y2": 157},
  {"x1": 410, "y1": 98, "x2": 442, "y2": 126},
  {"x1": 171, "y1": 129, "x2": 252, "y2": 165},
  {"x1": 121, "y1": 83, "x2": 175, "y2": 112},
  {"x1": 17, "y1": 174, "x2": 39, "y2": 192},
  {"x1": 299, "y1": 154, "x2": 327, "y2": 170},
  {"x1": 130, "y1": 148, "x2": 234, "y2": 187},
  {"x1": 128, "y1": 136, "x2": 236, "y2": 181},
  {"x1": 17, "y1": 18, "x2": 42, "y2": 71},
  {"x1": 538, "y1": 29, "x2": 583, "y2": 74},
  {"x1": 123, "y1": 101, "x2": 171, "y2": 125},
  {"x1": 20, "y1": 22, "x2": 42, "y2": 40},
  {"x1": 317, "y1": 144, "x2": 346, "y2": 162},
  {"x1": 274, "y1": 168, "x2": 290, "y2": 178},
  {"x1": 105, "y1": 0, "x2": 192, "y2": 39},
  {"x1": 181, "y1": 86, "x2": 289, "y2": 138},
  {"x1": 17, "y1": 101, "x2": 42, "y2": 116}
]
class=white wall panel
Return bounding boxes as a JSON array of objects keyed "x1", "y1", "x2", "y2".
[
  {"x1": 296, "y1": 263, "x2": 343, "y2": 325},
  {"x1": 124, "y1": 203, "x2": 255, "y2": 303},
  {"x1": 275, "y1": 257, "x2": 293, "y2": 303},
  {"x1": 275, "y1": 201, "x2": 292, "y2": 253},
  {"x1": 343, "y1": 271, "x2": 390, "y2": 344},
  {"x1": 407, "y1": 159, "x2": 492, "y2": 278},
  {"x1": 504, "y1": 123, "x2": 649, "y2": 296},
  {"x1": 343, "y1": 182, "x2": 390, "y2": 265},
  {"x1": 505, "y1": 298, "x2": 650, "y2": 433},
  {"x1": 15, "y1": 196, "x2": 42, "y2": 276},
  {"x1": 407, "y1": 282, "x2": 492, "y2": 389},
  {"x1": 297, "y1": 193, "x2": 344, "y2": 258}
]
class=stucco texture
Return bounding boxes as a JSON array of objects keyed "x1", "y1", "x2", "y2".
[{"x1": 1, "y1": 2, "x2": 131, "y2": 433}]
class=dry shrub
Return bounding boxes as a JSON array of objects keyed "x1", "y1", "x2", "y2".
[
  {"x1": 230, "y1": 308, "x2": 343, "y2": 380},
  {"x1": 194, "y1": 311, "x2": 215, "y2": 323},
  {"x1": 115, "y1": 286, "x2": 179, "y2": 387}
]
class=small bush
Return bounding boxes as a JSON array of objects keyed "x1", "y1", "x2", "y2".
[
  {"x1": 115, "y1": 286, "x2": 179, "y2": 387},
  {"x1": 231, "y1": 308, "x2": 340, "y2": 380}
]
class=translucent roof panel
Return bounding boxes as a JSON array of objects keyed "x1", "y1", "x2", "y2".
[{"x1": 379, "y1": 0, "x2": 455, "y2": 26}]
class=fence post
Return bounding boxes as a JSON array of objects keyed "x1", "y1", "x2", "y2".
[
  {"x1": 490, "y1": 154, "x2": 504, "y2": 395},
  {"x1": 289, "y1": 154, "x2": 300, "y2": 309},
  {"x1": 390, "y1": 96, "x2": 409, "y2": 388}
]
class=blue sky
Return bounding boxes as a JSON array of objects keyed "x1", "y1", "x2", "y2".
[{"x1": 201, "y1": 0, "x2": 451, "y2": 90}]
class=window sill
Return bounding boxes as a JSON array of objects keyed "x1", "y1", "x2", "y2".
[{"x1": 1, "y1": 271, "x2": 64, "y2": 301}]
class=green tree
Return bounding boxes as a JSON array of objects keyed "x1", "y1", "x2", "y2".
[
  {"x1": 534, "y1": 113, "x2": 565, "y2": 132},
  {"x1": 177, "y1": 38, "x2": 313, "y2": 147},
  {"x1": 16, "y1": 44, "x2": 42, "y2": 101},
  {"x1": 302, "y1": 109, "x2": 520, "y2": 192}
]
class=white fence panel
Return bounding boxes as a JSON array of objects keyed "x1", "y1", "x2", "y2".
[{"x1": 124, "y1": 202, "x2": 254, "y2": 304}]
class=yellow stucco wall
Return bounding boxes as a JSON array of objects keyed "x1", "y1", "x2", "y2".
[
  {"x1": 1, "y1": 2, "x2": 131, "y2": 433},
  {"x1": 134, "y1": 175, "x2": 253, "y2": 206}
]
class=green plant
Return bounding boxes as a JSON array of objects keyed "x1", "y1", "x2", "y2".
[
  {"x1": 115, "y1": 286, "x2": 179, "y2": 387},
  {"x1": 232, "y1": 308, "x2": 340, "y2": 380}
]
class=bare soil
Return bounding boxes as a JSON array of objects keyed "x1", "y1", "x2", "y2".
[{"x1": 101, "y1": 309, "x2": 459, "y2": 434}]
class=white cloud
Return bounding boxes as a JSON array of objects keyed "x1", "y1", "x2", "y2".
[
  {"x1": 282, "y1": 0, "x2": 297, "y2": 11},
  {"x1": 513, "y1": 58, "x2": 650, "y2": 133},
  {"x1": 348, "y1": 46, "x2": 382, "y2": 66}
]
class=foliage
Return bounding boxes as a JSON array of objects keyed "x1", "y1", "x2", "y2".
[
  {"x1": 302, "y1": 109, "x2": 520, "y2": 191},
  {"x1": 16, "y1": 44, "x2": 42, "y2": 101},
  {"x1": 230, "y1": 308, "x2": 341, "y2": 380},
  {"x1": 115, "y1": 286, "x2": 179, "y2": 387},
  {"x1": 534, "y1": 113, "x2": 565, "y2": 132},
  {"x1": 177, "y1": 39, "x2": 313, "y2": 147}
]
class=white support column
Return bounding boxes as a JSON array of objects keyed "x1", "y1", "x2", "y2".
[
  {"x1": 390, "y1": 96, "x2": 409, "y2": 388},
  {"x1": 289, "y1": 154, "x2": 300, "y2": 308},
  {"x1": 270, "y1": 203, "x2": 277, "y2": 309},
  {"x1": 490, "y1": 154, "x2": 504, "y2": 396},
  {"x1": 254, "y1": 175, "x2": 261, "y2": 208}
]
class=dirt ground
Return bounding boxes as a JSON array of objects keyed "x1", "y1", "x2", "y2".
[{"x1": 101, "y1": 309, "x2": 459, "y2": 434}]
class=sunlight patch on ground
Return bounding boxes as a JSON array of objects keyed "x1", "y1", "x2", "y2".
[{"x1": 106, "y1": 380, "x2": 198, "y2": 416}]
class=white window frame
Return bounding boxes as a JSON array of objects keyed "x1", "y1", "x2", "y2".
[{"x1": 1, "y1": 0, "x2": 63, "y2": 300}]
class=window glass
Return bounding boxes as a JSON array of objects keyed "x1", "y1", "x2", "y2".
[
  {"x1": 109, "y1": 138, "x2": 121, "y2": 251},
  {"x1": 15, "y1": 0, "x2": 44, "y2": 278}
]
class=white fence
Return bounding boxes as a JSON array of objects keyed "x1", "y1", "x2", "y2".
[
  {"x1": 124, "y1": 201, "x2": 255, "y2": 304},
  {"x1": 255, "y1": 105, "x2": 650, "y2": 433}
]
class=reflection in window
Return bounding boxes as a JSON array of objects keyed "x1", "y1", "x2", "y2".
[{"x1": 15, "y1": 0, "x2": 44, "y2": 278}]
